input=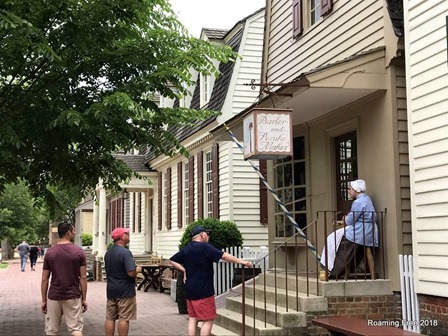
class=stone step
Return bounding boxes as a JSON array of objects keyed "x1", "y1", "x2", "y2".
[
  {"x1": 245, "y1": 285, "x2": 328, "y2": 312},
  {"x1": 258, "y1": 272, "x2": 393, "y2": 297},
  {"x1": 225, "y1": 296, "x2": 307, "y2": 328},
  {"x1": 258, "y1": 272, "x2": 322, "y2": 295},
  {"x1": 209, "y1": 324, "x2": 239, "y2": 336},
  {"x1": 216, "y1": 308, "x2": 285, "y2": 336}
]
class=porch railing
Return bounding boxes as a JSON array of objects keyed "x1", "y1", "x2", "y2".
[
  {"x1": 232, "y1": 209, "x2": 387, "y2": 335},
  {"x1": 213, "y1": 246, "x2": 268, "y2": 295},
  {"x1": 318, "y1": 210, "x2": 386, "y2": 281}
]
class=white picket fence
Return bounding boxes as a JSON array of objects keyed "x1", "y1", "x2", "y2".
[
  {"x1": 399, "y1": 254, "x2": 420, "y2": 333},
  {"x1": 213, "y1": 246, "x2": 269, "y2": 295}
]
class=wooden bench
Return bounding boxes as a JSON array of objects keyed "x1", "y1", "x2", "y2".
[{"x1": 312, "y1": 316, "x2": 421, "y2": 336}]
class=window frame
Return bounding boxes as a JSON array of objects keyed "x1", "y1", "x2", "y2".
[{"x1": 273, "y1": 136, "x2": 307, "y2": 238}]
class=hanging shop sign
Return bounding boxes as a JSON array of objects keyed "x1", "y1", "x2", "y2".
[{"x1": 243, "y1": 108, "x2": 293, "y2": 160}]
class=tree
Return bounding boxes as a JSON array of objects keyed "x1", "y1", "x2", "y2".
[
  {"x1": 0, "y1": 180, "x2": 79, "y2": 258},
  {"x1": 0, "y1": 0, "x2": 236, "y2": 201},
  {"x1": 0, "y1": 181, "x2": 47, "y2": 245},
  {"x1": 178, "y1": 218, "x2": 244, "y2": 250}
]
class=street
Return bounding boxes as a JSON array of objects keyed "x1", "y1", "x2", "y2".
[{"x1": 0, "y1": 260, "x2": 188, "y2": 336}]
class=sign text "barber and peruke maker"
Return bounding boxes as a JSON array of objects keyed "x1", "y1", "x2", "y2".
[{"x1": 243, "y1": 108, "x2": 293, "y2": 160}]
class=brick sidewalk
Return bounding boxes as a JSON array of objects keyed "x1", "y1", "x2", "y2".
[{"x1": 0, "y1": 260, "x2": 188, "y2": 336}]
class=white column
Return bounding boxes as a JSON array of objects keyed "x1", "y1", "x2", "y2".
[
  {"x1": 92, "y1": 192, "x2": 99, "y2": 252},
  {"x1": 97, "y1": 187, "x2": 107, "y2": 257}
]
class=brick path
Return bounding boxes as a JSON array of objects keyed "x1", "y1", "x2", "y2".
[{"x1": 0, "y1": 260, "x2": 188, "y2": 336}]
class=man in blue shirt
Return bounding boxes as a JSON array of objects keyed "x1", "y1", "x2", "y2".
[{"x1": 170, "y1": 226, "x2": 253, "y2": 336}]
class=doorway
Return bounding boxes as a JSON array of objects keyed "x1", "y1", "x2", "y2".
[{"x1": 335, "y1": 132, "x2": 358, "y2": 217}]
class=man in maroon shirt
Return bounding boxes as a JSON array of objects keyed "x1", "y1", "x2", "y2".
[{"x1": 41, "y1": 222, "x2": 88, "y2": 336}]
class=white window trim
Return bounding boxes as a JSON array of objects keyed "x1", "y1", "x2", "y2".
[
  {"x1": 183, "y1": 161, "x2": 190, "y2": 226},
  {"x1": 200, "y1": 74, "x2": 211, "y2": 106},
  {"x1": 204, "y1": 150, "x2": 213, "y2": 218}
]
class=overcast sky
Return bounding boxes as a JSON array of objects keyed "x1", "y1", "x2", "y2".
[{"x1": 169, "y1": 0, "x2": 265, "y2": 37}]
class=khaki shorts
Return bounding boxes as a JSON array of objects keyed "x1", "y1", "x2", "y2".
[
  {"x1": 106, "y1": 296, "x2": 137, "y2": 321},
  {"x1": 45, "y1": 298, "x2": 83, "y2": 335}
]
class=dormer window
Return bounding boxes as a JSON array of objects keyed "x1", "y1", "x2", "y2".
[{"x1": 200, "y1": 74, "x2": 211, "y2": 106}]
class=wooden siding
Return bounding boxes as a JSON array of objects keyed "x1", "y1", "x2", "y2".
[
  {"x1": 405, "y1": 0, "x2": 448, "y2": 297},
  {"x1": 396, "y1": 62, "x2": 412, "y2": 254},
  {"x1": 266, "y1": 0, "x2": 386, "y2": 84},
  {"x1": 219, "y1": 10, "x2": 265, "y2": 120},
  {"x1": 225, "y1": 144, "x2": 269, "y2": 248}
]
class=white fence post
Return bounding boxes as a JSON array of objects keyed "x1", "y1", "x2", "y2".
[{"x1": 399, "y1": 254, "x2": 420, "y2": 333}]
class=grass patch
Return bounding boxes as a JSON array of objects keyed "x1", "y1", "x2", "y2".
[{"x1": 0, "y1": 263, "x2": 9, "y2": 269}]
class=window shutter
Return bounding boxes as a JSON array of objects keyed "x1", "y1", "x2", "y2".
[
  {"x1": 197, "y1": 151, "x2": 204, "y2": 219},
  {"x1": 188, "y1": 156, "x2": 195, "y2": 222},
  {"x1": 177, "y1": 162, "x2": 183, "y2": 228},
  {"x1": 292, "y1": 0, "x2": 303, "y2": 38},
  {"x1": 166, "y1": 168, "x2": 172, "y2": 230},
  {"x1": 212, "y1": 143, "x2": 219, "y2": 218},
  {"x1": 321, "y1": 0, "x2": 332, "y2": 16},
  {"x1": 259, "y1": 160, "x2": 268, "y2": 224},
  {"x1": 158, "y1": 172, "x2": 162, "y2": 231}
]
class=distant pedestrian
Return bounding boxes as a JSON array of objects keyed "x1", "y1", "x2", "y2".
[
  {"x1": 17, "y1": 240, "x2": 30, "y2": 272},
  {"x1": 169, "y1": 225, "x2": 253, "y2": 336},
  {"x1": 40, "y1": 245, "x2": 46, "y2": 258},
  {"x1": 29, "y1": 243, "x2": 39, "y2": 271},
  {"x1": 104, "y1": 227, "x2": 141, "y2": 336},
  {"x1": 41, "y1": 222, "x2": 88, "y2": 336}
]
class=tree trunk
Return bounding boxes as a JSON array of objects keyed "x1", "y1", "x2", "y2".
[{"x1": 1, "y1": 240, "x2": 13, "y2": 260}]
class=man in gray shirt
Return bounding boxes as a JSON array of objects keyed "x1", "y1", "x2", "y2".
[{"x1": 17, "y1": 240, "x2": 30, "y2": 272}]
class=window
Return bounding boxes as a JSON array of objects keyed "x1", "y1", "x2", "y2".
[
  {"x1": 309, "y1": 0, "x2": 321, "y2": 26},
  {"x1": 159, "y1": 95, "x2": 166, "y2": 108},
  {"x1": 335, "y1": 132, "x2": 357, "y2": 216},
  {"x1": 273, "y1": 137, "x2": 306, "y2": 238},
  {"x1": 166, "y1": 168, "x2": 172, "y2": 230},
  {"x1": 204, "y1": 151, "x2": 213, "y2": 218},
  {"x1": 200, "y1": 74, "x2": 211, "y2": 106},
  {"x1": 133, "y1": 193, "x2": 142, "y2": 233},
  {"x1": 183, "y1": 161, "x2": 190, "y2": 225},
  {"x1": 292, "y1": 0, "x2": 333, "y2": 38}
]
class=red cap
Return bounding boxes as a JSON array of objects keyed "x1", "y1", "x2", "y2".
[{"x1": 111, "y1": 227, "x2": 130, "y2": 240}]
